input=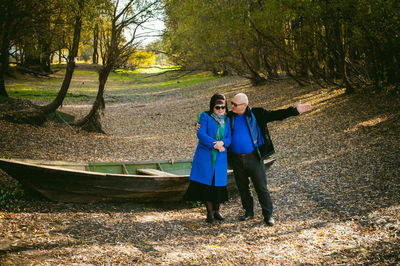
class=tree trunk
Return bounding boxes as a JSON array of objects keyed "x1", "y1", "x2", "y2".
[
  {"x1": 39, "y1": 13, "x2": 52, "y2": 73},
  {"x1": 284, "y1": 61, "x2": 305, "y2": 87},
  {"x1": 336, "y1": 23, "x2": 354, "y2": 94},
  {"x1": 74, "y1": 65, "x2": 111, "y2": 133},
  {"x1": 262, "y1": 53, "x2": 278, "y2": 79},
  {"x1": 0, "y1": 35, "x2": 10, "y2": 97},
  {"x1": 0, "y1": 0, "x2": 13, "y2": 97},
  {"x1": 58, "y1": 49, "x2": 62, "y2": 64},
  {"x1": 40, "y1": 9, "x2": 83, "y2": 114},
  {"x1": 40, "y1": 40, "x2": 52, "y2": 73},
  {"x1": 240, "y1": 50, "x2": 267, "y2": 85},
  {"x1": 92, "y1": 23, "x2": 99, "y2": 64},
  {"x1": 0, "y1": 79, "x2": 8, "y2": 97},
  {"x1": 23, "y1": 42, "x2": 41, "y2": 69},
  {"x1": 343, "y1": 59, "x2": 354, "y2": 94}
]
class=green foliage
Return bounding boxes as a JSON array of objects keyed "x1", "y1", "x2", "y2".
[
  {"x1": 126, "y1": 51, "x2": 156, "y2": 68},
  {"x1": 163, "y1": 0, "x2": 400, "y2": 93},
  {"x1": 164, "y1": 0, "x2": 248, "y2": 74},
  {"x1": 0, "y1": 185, "x2": 26, "y2": 212}
]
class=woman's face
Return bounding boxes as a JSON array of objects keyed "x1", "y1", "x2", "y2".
[{"x1": 213, "y1": 100, "x2": 226, "y2": 115}]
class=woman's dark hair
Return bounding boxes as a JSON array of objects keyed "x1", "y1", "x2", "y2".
[{"x1": 209, "y1": 93, "x2": 228, "y2": 113}]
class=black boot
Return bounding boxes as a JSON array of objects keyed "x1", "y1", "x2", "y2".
[
  {"x1": 205, "y1": 201, "x2": 214, "y2": 224},
  {"x1": 213, "y1": 202, "x2": 224, "y2": 220}
]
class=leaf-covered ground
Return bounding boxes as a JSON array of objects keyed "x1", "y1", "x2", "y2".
[{"x1": 1, "y1": 74, "x2": 399, "y2": 264}]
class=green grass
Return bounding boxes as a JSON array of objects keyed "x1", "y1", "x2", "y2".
[
  {"x1": 5, "y1": 65, "x2": 221, "y2": 102},
  {"x1": 147, "y1": 73, "x2": 218, "y2": 89},
  {"x1": 73, "y1": 71, "x2": 99, "y2": 76},
  {"x1": 6, "y1": 87, "x2": 94, "y2": 101}
]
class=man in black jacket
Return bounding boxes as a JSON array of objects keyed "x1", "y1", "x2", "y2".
[{"x1": 228, "y1": 93, "x2": 311, "y2": 226}]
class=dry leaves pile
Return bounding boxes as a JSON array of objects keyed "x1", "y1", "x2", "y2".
[{"x1": 1, "y1": 77, "x2": 399, "y2": 264}]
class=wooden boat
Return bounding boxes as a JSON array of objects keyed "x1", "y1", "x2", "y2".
[{"x1": 0, "y1": 157, "x2": 276, "y2": 203}]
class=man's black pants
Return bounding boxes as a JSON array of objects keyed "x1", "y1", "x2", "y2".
[{"x1": 231, "y1": 152, "x2": 273, "y2": 219}]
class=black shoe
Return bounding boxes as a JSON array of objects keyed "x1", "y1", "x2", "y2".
[
  {"x1": 206, "y1": 213, "x2": 215, "y2": 224},
  {"x1": 214, "y1": 211, "x2": 225, "y2": 221},
  {"x1": 264, "y1": 217, "x2": 275, "y2": 226},
  {"x1": 240, "y1": 212, "x2": 254, "y2": 221}
]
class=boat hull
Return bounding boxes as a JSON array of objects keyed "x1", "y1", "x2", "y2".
[{"x1": 0, "y1": 157, "x2": 275, "y2": 203}]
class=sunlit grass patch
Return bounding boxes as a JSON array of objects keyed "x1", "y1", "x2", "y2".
[
  {"x1": 115, "y1": 66, "x2": 180, "y2": 75},
  {"x1": 4, "y1": 64, "x2": 221, "y2": 101},
  {"x1": 106, "y1": 70, "x2": 219, "y2": 93},
  {"x1": 6, "y1": 87, "x2": 58, "y2": 100},
  {"x1": 73, "y1": 71, "x2": 99, "y2": 76},
  {"x1": 107, "y1": 72, "x2": 219, "y2": 93},
  {"x1": 153, "y1": 72, "x2": 218, "y2": 89},
  {"x1": 6, "y1": 87, "x2": 93, "y2": 101},
  {"x1": 135, "y1": 66, "x2": 181, "y2": 73},
  {"x1": 110, "y1": 66, "x2": 181, "y2": 80}
]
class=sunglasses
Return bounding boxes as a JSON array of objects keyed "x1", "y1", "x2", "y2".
[
  {"x1": 214, "y1": 105, "x2": 226, "y2": 110},
  {"x1": 231, "y1": 101, "x2": 245, "y2": 107}
]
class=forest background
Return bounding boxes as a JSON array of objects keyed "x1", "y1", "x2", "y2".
[{"x1": 1, "y1": 0, "x2": 399, "y2": 99}]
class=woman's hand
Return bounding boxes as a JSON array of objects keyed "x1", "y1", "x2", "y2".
[
  {"x1": 213, "y1": 141, "x2": 225, "y2": 152},
  {"x1": 213, "y1": 145, "x2": 225, "y2": 152}
]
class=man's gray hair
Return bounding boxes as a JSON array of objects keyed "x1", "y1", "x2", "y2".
[{"x1": 234, "y1": 93, "x2": 249, "y2": 105}]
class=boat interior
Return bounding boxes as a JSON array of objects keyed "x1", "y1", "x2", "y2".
[{"x1": 14, "y1": 159, "x2": 193, "y2": 177}]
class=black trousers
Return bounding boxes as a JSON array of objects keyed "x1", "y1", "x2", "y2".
[{"x1": 231, "y1": 152, "x2": 273, "y2": 219}]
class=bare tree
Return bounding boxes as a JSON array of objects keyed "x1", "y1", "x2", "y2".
[
  {"x1": 75, "y1": 0, "x2": 162, "y2": 132},
  {"x1": 40, "y1": 0, "x2": 86, "y2": 114}
]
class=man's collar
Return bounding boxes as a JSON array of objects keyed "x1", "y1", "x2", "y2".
[{"x1": 244, "y1": 106, "x2": 252, "y2": 116}]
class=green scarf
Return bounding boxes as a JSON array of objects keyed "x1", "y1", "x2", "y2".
[{"x1": 210, "y1": 113, "x2": 226, "y2": 169}]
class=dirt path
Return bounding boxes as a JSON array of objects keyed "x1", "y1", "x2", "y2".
[{"x1": 1, "y1": 77, "x2": 399, "y2": 264}]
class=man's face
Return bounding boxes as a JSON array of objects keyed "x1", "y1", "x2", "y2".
[{"x1": 231, "y1": 96, "x2": 247, "y2": 114}]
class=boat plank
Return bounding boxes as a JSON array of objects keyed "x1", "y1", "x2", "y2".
[{"x1": 136, "y1": 168, "x2": 178, "y2": 177}]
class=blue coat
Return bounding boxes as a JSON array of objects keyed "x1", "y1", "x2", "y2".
[{"x1": 190, "y1": 113, "x2": 231, "y2": 186}]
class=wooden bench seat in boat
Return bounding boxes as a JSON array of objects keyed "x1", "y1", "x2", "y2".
[{"x1": 136, "y1": 168, "x2": 179, "y2": 177}]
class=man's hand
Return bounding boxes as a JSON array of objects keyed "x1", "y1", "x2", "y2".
[
  {"x1": 195, "y1": 123, "x2": 200, "y2": 131},
  {"x1": 296, "y1": 101, "x2": 312, "y2": 114}
]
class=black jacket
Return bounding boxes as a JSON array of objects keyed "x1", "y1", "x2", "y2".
[{"x1": 228, "y1": 106, "x2": 299, "y2": 161}]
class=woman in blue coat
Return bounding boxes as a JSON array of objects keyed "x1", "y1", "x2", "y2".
[{"x1": 184, "y1": 93, "x2": 231, "y2": 223}]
